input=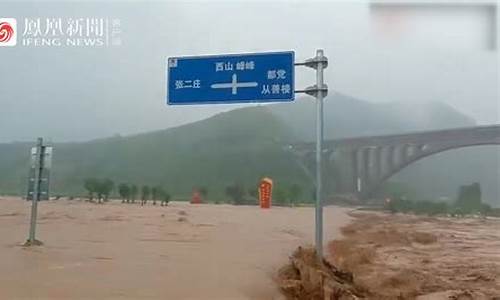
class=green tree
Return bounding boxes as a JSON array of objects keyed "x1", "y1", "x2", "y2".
[
  {"x1": 288, "y1": 184, "x2": 302, "y2": 206},
  {"x1": 273, "y1": 187, "x2": 288, "y2": 206},
  {"x1": 100, "y1": 179, "x2": 114, "y2": 202},
  {"x1": 381, "y1": 182, "x2": 415, "y2": 202},
  {"x1": 480, "y1": 203, "x2": 493, "y2": 216},
  {"x1": 413, "y1": 200, "x2": 448, "y2": 215},
  {"x1": 225, "y1": 183, "x2": 245, "y2": 205},
  {"x1": 455, "y1": 183, "x2": 482, "y2": 213},
  {"x1": 130, "y1": 185, "x2": 138, "y2": 203},
  {"x1": 83, "y1": 178, "x2": 99, "y2": 201},
  {"x1": 387, "y1": 198, "x2": 414, "y2": 214},
  {"x1": 161, "y1": 190, "x2": 171, "y2": 206},
  {"x1": 92, "y1": 178, "x2": 114, "y2": 204},
  {"x1": 151, "y1": 186, "x2": 160, "y2": 205},
  {"x1": 141, "y1": 185, "x2": 150, "y2": 206},
  {"x1": 118, "y1": 183, "x2": 130, "y2": 203}
]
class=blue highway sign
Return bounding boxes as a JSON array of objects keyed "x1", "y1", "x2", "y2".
[{"x1": 167, "y1": 51, "x2": 294, "y2": 105}]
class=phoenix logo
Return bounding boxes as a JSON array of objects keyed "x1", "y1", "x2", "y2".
[
  {"x1": 0, "y1": 18, "x2": 16, "y2": 46},
  {"x1": 0, "y1": 22, "x2": 13, "y2": 42}
]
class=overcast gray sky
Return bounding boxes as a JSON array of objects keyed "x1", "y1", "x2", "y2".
[{"x1": 0, "y1": 0, "x2": 498, "y2": 142}]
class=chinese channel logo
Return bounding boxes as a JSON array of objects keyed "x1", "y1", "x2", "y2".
[
  {"x1": 0, "y1": 17, "x2": 121, "y2": 48},
  {"x1": 21, "y1": 18, "x2": 121, "y2": 47},
  {"x1": 0, "y1": 18, "x2": 17, "y2": 46}
]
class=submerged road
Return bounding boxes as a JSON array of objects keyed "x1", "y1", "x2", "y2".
[{"x1": 0, "y1": 198, "x2": 351, "y2": 299}]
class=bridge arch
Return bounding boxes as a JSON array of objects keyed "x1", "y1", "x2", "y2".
[
  {"x1": 366, "y1": 142, "x2": 500, "y2": 198},
  {"x1": 289, "y1": 125, "x2": 500, "y2": 199}
]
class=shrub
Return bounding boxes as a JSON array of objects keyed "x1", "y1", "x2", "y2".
[
  {"x1": 387, "y1": 198, "x2": 448, "y2": 216},
  {"x1": 455, "y1": 183, "x2": 482, "y2": 213},
  {"x1": 225, "y1": 183, "x2": 245, "y2": 205}
]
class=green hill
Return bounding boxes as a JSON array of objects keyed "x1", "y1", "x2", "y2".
[
  {"x1": 0, "y1": 106, "x2": 309, "y2": 199},
  {"x1": 0, "y1": 93, "x2": 498, "y2": 206}
]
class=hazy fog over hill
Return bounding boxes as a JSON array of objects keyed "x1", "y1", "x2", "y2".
[
  {"x1": 270, "y1": 93, "x2": 476, "y2": 142},
  {"x1": 0, "y1": 1, "x2": 497, "y2": 142}
]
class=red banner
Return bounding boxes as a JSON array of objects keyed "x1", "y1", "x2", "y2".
[{"x1": 259, "y1": 177, "x2": 273, "y2": 209}]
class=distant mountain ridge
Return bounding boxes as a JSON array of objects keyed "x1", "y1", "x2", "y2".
[{"x1": 269, "y1": 92, "x2": 475, "y2": 141}]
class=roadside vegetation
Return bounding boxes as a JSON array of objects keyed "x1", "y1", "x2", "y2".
[
  {"x1": 82, "y1": 178, "x2": 305, "y2": 207},
  {"x1": 78, "y1": 175, "x2": 310, "y2": 207},
  {"x1": 83, "y1": 178, "x2": 114, "y2": 203},
  {"x1": 385, "y1": 182, "x2": 499, "y2": 217},
  {"x1": 75, "y1": 178, "x2": 500, "y2": 217},
  {"x1": 84, "y1": 178, "x2": 170, "y2": 206}
]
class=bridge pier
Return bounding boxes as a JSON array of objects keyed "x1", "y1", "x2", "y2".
[
  {"x1": 377, "y1": 147, "x2": 383, "y2": 178},
  {"x1": 351, "y1": 149, "x2": 359, "y2": 193},
  {"x1": 387, "y1": 145, "x2": 395, "y2": 174},
  {"x1": 400, "y1": 144, "x2": 410, "y2": 165},
  {"x1": 362, "y1": 148, "x2": 370, "y2": 193}
]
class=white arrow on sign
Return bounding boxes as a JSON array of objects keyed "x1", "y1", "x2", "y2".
[{"x1": 210, "y1": 73, "x2": 258, "y2": 95}]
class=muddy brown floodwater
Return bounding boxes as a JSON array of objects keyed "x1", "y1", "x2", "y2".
[
  {"x1": 0, "y1": 197, "x2": 351, "y2": 299},
  {"x1": 328, "y1": 211, "x2": 500, "y2": 299}
]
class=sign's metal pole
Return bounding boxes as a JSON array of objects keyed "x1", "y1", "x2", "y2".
[
  {"x1": 315, "y1": 49, "x2": 325, "y2": 259},
  {"x1": 294, "y1": 49, "x2": 328, "y2": 259},
  {"x1": 28, "y1": 137, "x2": 43, "y2": 245}
]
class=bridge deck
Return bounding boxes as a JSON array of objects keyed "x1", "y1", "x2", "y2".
[{"x1": 294, "y1": 124, "x2": 500, "y2": 150}]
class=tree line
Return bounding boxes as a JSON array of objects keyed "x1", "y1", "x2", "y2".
[
  {"x1": 83, "y1": 178, "x2": 114, "y2": 204},
  {"x1": 83, "y1": 178, "x2": 170, "y2": 206},
  {"x1": 386, "y1": 182, "x2": 498, "y2": 217},
  {"x1": 83, "y1": 178, "x2": 305, "y2": 206}
]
